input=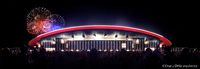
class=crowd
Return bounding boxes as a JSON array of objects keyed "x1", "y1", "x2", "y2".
[{"x1": 0, "y1": 47, "x2": 200, "y2": 69}]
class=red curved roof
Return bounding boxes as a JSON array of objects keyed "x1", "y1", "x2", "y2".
[{"x1": 28, "y1": 25, "x2": 172, "y2": 46}]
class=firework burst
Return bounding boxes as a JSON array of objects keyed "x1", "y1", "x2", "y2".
[
  {"x1": 26, "y1": 7, "x2": 65, "y2": 35},
  {"x1": 47, "y1": 14, "x2": 66, "y2": 31}
]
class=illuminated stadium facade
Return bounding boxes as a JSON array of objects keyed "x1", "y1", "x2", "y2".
[{"x1": 28, "y1": 25, "x2": 172, "y2": 52}]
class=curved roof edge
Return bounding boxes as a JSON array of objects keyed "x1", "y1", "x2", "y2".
[{"x1": 28, "y1": 25, "x2": 172, "y2": 46}]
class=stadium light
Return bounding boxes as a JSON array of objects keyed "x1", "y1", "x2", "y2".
[
  {"x1": 136, "y1": 39, "x2": 139, "y2": 44},
  {"x1": 159, "y1": 43, "x2": 163, "y2": 48},
  {"x1": 116, "y1": 49, "x2": 119, "y2": 51},
  {"x1": 45, "y1": 48, "x2": 55, "y2": 52},
  {"x1": 150, "y1": 47, "x2": 155, "y2": 51},
  {"x1": 38, "y1": 45, "x2": 41, "y2": 48},
  {"x1": 51, "y1": 41, "x2": 56, "y2": 44},
  {"x1": 37, "y1": 43, "x2": 41, "y2": 48},
  {"x1": 87, "y1": 49, "x2": 90, "y2": 52},
  {"x1": 61, "y1": 49, "x2": 64, "y2": 52},
  {"x1": 144, "y1": 40, "x2": 149, "y2": 44},
  {"x1": 110, "y1": 49, "x2": 113, "y2": 52},
  {"x1": 29, "y1": 49, "x2": 33, "y2": 52},
  {"x1": 60, "y1": 39, "x2": 65, "y2": 44},
  {"x1": 126, "y1": 49, "x2": 130, "y2": 51}
]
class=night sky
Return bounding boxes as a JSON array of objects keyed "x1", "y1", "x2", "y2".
[{"x1": 1, "y1": 0, "x2": 199, "y2": 48}]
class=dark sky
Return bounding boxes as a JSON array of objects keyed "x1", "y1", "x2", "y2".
[{"x1": 1, "y1": 0, "x2": 199, "y2": 48}]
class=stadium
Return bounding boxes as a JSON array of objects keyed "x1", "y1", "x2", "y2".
[{"x1": 28, "y1": 25, "x2": 172, "y2": 52}]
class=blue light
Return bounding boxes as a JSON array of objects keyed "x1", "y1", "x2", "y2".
[
  {"x1": 48, "y1": 24, "x2": 62, "y2": 31},
  {"x1": 52, "y1": 25, "x2": 61, "y2": 30}
]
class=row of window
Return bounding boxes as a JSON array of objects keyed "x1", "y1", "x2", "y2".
[{"x1": 41, "y1": 40, "x2": 159, "y2": 51}]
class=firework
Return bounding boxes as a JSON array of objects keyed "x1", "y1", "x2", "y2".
[
  {"x1": 27, "y1": 7, "x2": 51, "y2": 35},
  {"x1": 27, "y1": 7, "x2": 66, "y2": 35},
  {"x1": 47, "y1": 14, "x2": 66, "y2": 31}
]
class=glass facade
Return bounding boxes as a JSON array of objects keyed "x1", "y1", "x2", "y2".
[{"x1": 39, "y1": 29, "x2": 160, "y2": 52}]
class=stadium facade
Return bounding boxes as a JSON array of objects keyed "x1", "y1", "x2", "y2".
[{"x1": 28, "y1": 25, "x2": 172, "y2": 52}]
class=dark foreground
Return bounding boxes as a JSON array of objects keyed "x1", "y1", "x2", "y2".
[{"x1": 0, "y1": 48, "x2": 200, "y2": 69}]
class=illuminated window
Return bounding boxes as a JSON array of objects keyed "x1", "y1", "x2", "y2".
[
  {"x1": 65, "y1": 44, "x2": 68, "y2": 48},
  {"x1": 121, "y1": 43, "x2": 126, "y2": 48},
  {"x1": 132, "y1": 44, "x2": 135, "y2": 48},
  {"x1": 136, "y1": 39, "x2": 139, "y2": 44}
]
